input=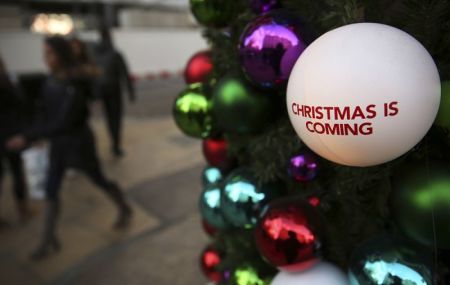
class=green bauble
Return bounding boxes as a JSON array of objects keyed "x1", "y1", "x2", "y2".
[
  {"x1": 435, "y1": 81, "x2": 450, "y2": 129},
  {"x1": 173, "y1": 83, "x2": 213, "y2": 138},
  {"x1": 190, "y1": 0, "x2": 235, "y2": 27},
  {"x1": 221, "y1": 168, "x2": 282, "y2": 228},
  {"x1": 230, "y1": 266, "x2": 272, "y2": 285},
  {"x1": 349, "y1": 234, "x2": 433, "y2": 285},
  {"x1": 391, "y1": 161, "x2": 450, "y2": 249},
  {"x1": 199, "y1": 183, "x2": 229, "y2": 230},
  {"x1": 212, "y1": 76, "x2": 273, "y2": 134}
]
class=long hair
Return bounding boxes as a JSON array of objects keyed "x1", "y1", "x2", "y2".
[
  {"x1": 71, "y1": 38, "x2": 92, "y2": 65},
  {"x1": 45, "y1": 36, "x2": 76, "y2": 71}
]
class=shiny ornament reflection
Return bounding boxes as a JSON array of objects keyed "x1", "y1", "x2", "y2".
[
  {"x1": 221, "y1": 169, "x2": 281, "y2": 228},
  {"x1": 184, "y1": 50, "x2": 213, "y2": 84},
  {"x1": 231, "y1": 266, "x2": 271, "y2": 285},
  {"x1": 271, "y1": 262, "x2": 350, "y2": 285},
  {"x1": 349, "y1": 234, "x2": 432, "y2": 285},
  {"x1": 250, "y1": 0, "x2": 280, "y2": 14},
  {"x1": 255, "y1": 197, "x2": 323, "y2": 272},
  {"x1": 288, "y1": 153, "x2": 319, "y2": 182},
  {"x1": 173, "y1": 83, "x2": 213, "y2": 138},
  {"x1": 239, "y1": 10, "x2": 309, "y2": 89},
  {"x1": 200, "y1": 245, "x2": 224, "y2": 282},
  {"x1": 202, "y1": 166, "x2": 223, "y2": 187},
  {"x1": 199, "y1": 184, "x2": 229, "y2": 230},
  {"x1": 308, "y1": 196, "x2": 320, "y2": 207}
]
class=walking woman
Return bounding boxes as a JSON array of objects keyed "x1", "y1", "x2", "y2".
[{"x1": 6, "y1": 36, "x2": 132, "y2": 260}]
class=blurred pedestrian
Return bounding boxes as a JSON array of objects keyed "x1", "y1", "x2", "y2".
[
  {"x1": 6, "y1": 36, "x2": 132, "y2": 260},
  {"x1": 94, "y1": 25, "x2": 135, "y2": 157},
  {"x1": 0, "y1": 56, "x2": 30, "y2": 224}
]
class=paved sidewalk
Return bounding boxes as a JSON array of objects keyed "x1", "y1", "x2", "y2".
[{"x1": 0, "y1": 77, "x2": 209, "y2": 285}]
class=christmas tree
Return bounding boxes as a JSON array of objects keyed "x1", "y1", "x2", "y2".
[{"x1": 174, "y1": 0, "x2": 450, "y2": 284}]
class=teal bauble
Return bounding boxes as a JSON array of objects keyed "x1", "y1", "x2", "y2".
[
  {"x1": 391, "y1": 161, "x2": 450, "y2": 249},
  {"x1": 349, "y1": 234, "x2": 433, "y2": 285},
  {"x1": 435, "y1": 81, "x2": 450, "y2": 129},
  {"x1": 212, "y1": 75, "x2": 273, "y2": 134},
  {"x1": 199, "y1": 183, "x2": 229, "y2": 230},
  {"x1": 221, "y1": 168, "x2": 282, "y2": 228},
  {"x1": 173, "y1": 83, "x2": 213, "y2": 138},
  {"x1": 190, "y1": 0, "x2": 235, "y2": 28},
  {"x1": 202, "y1": 166, "x2": 223, "y2": 187}
]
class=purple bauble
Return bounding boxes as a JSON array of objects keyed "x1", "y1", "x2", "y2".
[
  {"x1": 250, "y1": 0, "x2": 280, "y2": 14},
  {"x1": 239, "y1": 10, "x2": 309, "y2": 89},
  {"x1": 288, "y1": 153, "x2": 318, "y2": 182}
]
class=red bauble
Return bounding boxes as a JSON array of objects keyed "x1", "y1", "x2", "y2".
[
  {"x1": 202, "y1": 219, "x2": 218, "y2": 237},
  {"x1": 202, "y1": 138, "x2": 233, "y2": 170},
  {"x1": 184, "y1": 50, "x2": 213, "y2": 84},
  {"x1": 200, "y1": 245, "x2": 224, "y2": 282},
  {"x1": 255, "y1": 197, "x2": 324, "y2": 272}
]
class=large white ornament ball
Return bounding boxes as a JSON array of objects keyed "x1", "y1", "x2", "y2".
[
  {"x1": 271, "y1": 262, "x2": 350, "y2": 285},
  {"x1": 287, "y1": 23, "x2": 441, "y2": 167}
]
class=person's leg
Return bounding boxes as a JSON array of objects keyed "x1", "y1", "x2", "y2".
[
  {"x1": 81, "y1": 161, "x2": 131, "y2": 229},
  {"x1": 31, "y1": 161, "x2": 64, "y2": 260},
  {"x1": 102, "y1": 97, "x2": 114, "y2": 147},
  {"x1": 112, "y1": 96, "x2": 123, "y2": 155},
  {"x1": 6, "y1": 152, "x2": 30, "y2": 221},
  {"x1": 103, "y1": 95, "x2": 123, "y2": 156}
]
